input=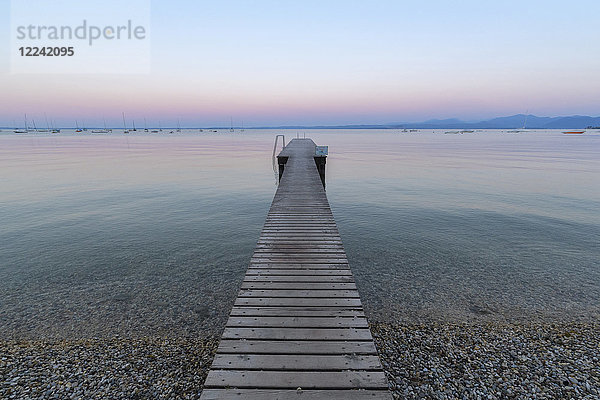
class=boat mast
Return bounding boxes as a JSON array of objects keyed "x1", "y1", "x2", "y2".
[{"x1": 522, "y1": 111, "x2": 529, "y2": 130}]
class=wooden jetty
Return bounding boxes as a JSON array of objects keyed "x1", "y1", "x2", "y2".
[{"x1": 201, "y1": 139, "x2": 391, "y2": 399}]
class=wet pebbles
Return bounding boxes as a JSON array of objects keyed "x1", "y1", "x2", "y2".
[
  {"x1": 1, "y1": 337, "x2": 218, "y2": 400},
  {"x1": 2, "y1": 322, "x2": 599, "y2": 399},
  {"x1": 372, "y1": 322, "x2": 600, "y2": 399}
]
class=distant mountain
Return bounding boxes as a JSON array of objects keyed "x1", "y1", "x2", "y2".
[
  {"x1": 250, "y1": 114, "x2": 600, "y2": 130},
  {"x1": 395, "y1": 114, "x2": 600, "y2": 129},
  {"x1": 542, "y1": 115, "x2": 600, "y2": 129}
]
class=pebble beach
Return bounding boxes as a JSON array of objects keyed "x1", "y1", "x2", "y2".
[{"x1": 2, "y1": 322, "x2": 599, "y2": 399}]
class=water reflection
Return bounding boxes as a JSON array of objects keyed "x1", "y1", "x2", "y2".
[{"x1": 0, "y1": 130, "x2": 598, "y2": 339}]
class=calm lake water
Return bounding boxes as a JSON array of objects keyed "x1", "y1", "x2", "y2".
[{"x1": 1, "y1": 130, "x2": 599, "y2": 339}]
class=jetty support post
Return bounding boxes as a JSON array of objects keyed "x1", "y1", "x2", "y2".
[
  {"x1": 276, "y1": 156, "x2": 288, "y2": 182},
  {"x1": 314, "y1": 155, "x2": 326, "y2": 188},
  {"x1": 314, "y1": 145, "x2": 328, "y2": 188}
]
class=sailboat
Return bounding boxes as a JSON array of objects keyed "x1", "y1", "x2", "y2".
[
  {"x1": 230, "y1": 117, "x2": 234, "y2": 132},
  {"x1": 14, "y1": 114, "x2": 28, "y2": 133},
  {"x1": 144, "y1": 118, "x2": 149, "y2": 132},
  {"x1": 75, "y1": 120, "x2": 83, "y2": 133},
  {"x1": 37, "y1": 114, "x2": 50, "y2": 133},
  {"x1": 122, "y1": 112, "x2": 129, "y2": 133},
  {"x1": 507, "y1": 113, "x2": 529, "y2": 133},
  {"x1": 176, "y1": 119, "x2": 181, "y2": 133},
  {"x1": 31, "y1": 118, "x2": 37, "y2": 133},
  {"x1": 131, "y1": 120, "x2": 137, "y2": 132},
  {"x1": 91, "y1": 118, "x2": 110, "y2": 134},
  {"x1": 50, "y1": 120, "x2": 60, "y2": 134}
]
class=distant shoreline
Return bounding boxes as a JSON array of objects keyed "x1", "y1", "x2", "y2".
[{"x1": 2, "y1": 113, "x2": 599, "y2": 130}]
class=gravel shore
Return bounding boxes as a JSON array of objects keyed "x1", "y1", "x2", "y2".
[
  {"x1": 372, "y1": 322, "x2": 600, "y2": 399},
  {"x1": 2, "y1": 322, "x2": 599, "y2": 399},
  {"x1": 1, "y1": 337, "x2": 218, "y2": 400}
]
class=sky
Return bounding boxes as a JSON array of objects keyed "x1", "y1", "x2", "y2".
[{"x1": 1, "y1": 0, "x2": 599, "y2": 127}]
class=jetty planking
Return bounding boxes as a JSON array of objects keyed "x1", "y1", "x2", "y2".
[{"x1": 200, "y1": 139, "x2": 391, "y2": 399}]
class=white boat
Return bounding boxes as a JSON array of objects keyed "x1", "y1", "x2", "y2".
[
  {"x1": 144, "y1": 118, "x2": 149, "y2": 132},
  {"x1": 49, "y1": 118, "x2": 60, "y2": 133},
  {"x1": 14, "y1": 114, "x2": 29, "y2": 133},
  {"x1": 91, "y1": 118, "x2": 111, "y2": 134},
  {"x1": 122, "y1": 112, "x2": 129, "y2": 133},
  {"x1": 37, "y1": 114, "x2": 51, "y2": 132},
  {"x1": 507, "y1": 113, "x2": 529, "y2": 133},
  {"x1": 31, "y1": 118, "x2": 39, "y2": 133}
]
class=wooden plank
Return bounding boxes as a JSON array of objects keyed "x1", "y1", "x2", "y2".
[
  {"x1": 201, "y1": 389, "x2": 391, "y2": 400},
  {"x1": 229, "y1": 307, "x2": 365, "y2": 317},
  {"x1": 226, "y1": 316, "x2": 368, "y2": 328},
  {"x1": 252, "y1": 249, "x2": 347, "y2": 254},
  {"x1": 255, "y1": 245, "x2": 345, "y2": 249},
  {"x1": 241, "y1": 282, "x2": 357, "y2": 289},
  {"x1": 248, "y1": 265, "x2": 351, "y2": 270},
  {"x1": 203, "y1": 371, "x2": 389, "y2": 389},
  {"x1": 245, "y1": 270, "x2": 353, "y2": 276},
  {"x1": 238, "y1": 289, "x2": 360, "y2": 298},
  {"x1": 234, "y1": 298, "x2": 363, "y2": 307},
  {"x1": 260, "y1": 230, "x2": 340, "y2": 234},
  {"x1": 256, "y1": 240, "x2": 343, "y2": 245},
  {"x1": 221, "y1": 327, "x2": 373, "y2": 340},
  {"x1": 244, "y1": 276, "x2": 354, "y2": 283},
  {"x1": 249, "y1": 262, "x2": 349, "y2": 267},
  {"x1": 216, "y1": 340, "x2": 378, "y2": 355},
  {"x1": 211, "y1": 354, "x2": 383, "y2": 370}
]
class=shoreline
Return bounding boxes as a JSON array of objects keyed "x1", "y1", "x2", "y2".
[{"x1": 2, "y1": 321, "x2": 598, "y2": 399}]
